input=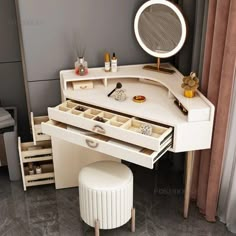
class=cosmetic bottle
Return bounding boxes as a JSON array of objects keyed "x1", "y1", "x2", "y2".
[
  {"x1": 29, "y1": 168, "x2": 34, "y2": 175},
  {"x1": 75, "y1": 57, "x2": 88, "y2": 76},
  {"x1": 104, "y1": 52, "x2": 110, "y2": 72},
  {"x1": 28, "y1": 162, "x2": 33, "y2": 169},
  {"x1": 111, "y1": 53, "x2": 117, "y2": 72},
  {"x1": 36, "y1": 165, "x2": 42, "y2": 174}
]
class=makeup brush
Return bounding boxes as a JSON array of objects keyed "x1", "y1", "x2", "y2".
[{"x1": 107, "y1": 82, "x2": 122, "y2": 97}]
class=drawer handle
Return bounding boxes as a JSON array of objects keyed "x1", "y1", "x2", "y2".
[
  {"x1": 80, "y1": 85, "x2": 87, "y2": 89},
  {"x1": 85, "y1": 139, "x2": 99, "y2": 148},
  {"x1": 92, "y1": 125, "x2": 105, "y2": 134}
]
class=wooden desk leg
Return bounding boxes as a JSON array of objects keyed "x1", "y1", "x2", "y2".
[{"x1": 184, "y1": 151, "x2": 194, "y2": 218}]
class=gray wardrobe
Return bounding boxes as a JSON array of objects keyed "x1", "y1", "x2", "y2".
[{"x1": 0, "y1": 0, "x2": 30, "y2": 140}]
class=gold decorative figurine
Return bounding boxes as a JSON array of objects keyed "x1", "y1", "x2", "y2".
[{"x1": 181, "y1": 72, "x2": 199, "y2": 98}]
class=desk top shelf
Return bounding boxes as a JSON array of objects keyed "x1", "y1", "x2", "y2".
[
  {"x1": 44, "y1": 63, "x2": 215, "y2": 153},
  {"x1": 60, "y1": 64, "x2": 214, "y2": 126}
]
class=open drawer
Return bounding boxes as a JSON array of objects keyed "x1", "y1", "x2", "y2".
[
  {"x1": 19, "y1": 140, "x2": 52, "y2": 163},
  {"x1": 42, "y1": 120, "x2": 172, "y2": 169},
  {"x1": 24, "y1": 163, "x2": 55, "y2": 187},
  {"x1": 31, "y1": 112, "x2": 51, "y2": 144},
  {"x1": 18, "y1": 137, "x2": 54, "y2": 191},
  {"x1": 47, "y1": 100, "x2": 173, "y2": 152}
]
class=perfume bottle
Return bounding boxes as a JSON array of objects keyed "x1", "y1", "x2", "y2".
[
  {"x1": 104, "y1": 52, "x2": 110, "y2": 72},
  {"x1": 111, "y1": 52, "x2": 117, "y2": 72},
  {"x1": 75, "y1": 57, "x2": 88, "y2": 76},
  {"x1": 29, "y1": 168, "x2": 34, "y2": 175}
]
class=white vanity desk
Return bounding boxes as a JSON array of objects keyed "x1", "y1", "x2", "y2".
[{"x1": 42, "y1": 64, "x2": 214, "y2": 218}]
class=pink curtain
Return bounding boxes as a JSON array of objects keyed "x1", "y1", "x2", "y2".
[{"x1": 191, "y1": 0, "x2": 236, "y2": 222}]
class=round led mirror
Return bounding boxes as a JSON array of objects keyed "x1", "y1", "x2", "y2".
[{"x1": 134, "y1": 0, "x2": 187, "y2": 73}]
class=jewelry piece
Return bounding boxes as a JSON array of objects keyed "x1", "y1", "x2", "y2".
[
  {"x1": 139, "y1": 123, "x2": 152, "y2": 136},
  {"x1": 133, "y1": 95, "x2": 146, "y2": 103},
  {"x1": 75, "y1": 106, "x2": 87, "y2": 112},
  {"x1": 94, "y1": 116, "x2": 106, "y2": 123}
]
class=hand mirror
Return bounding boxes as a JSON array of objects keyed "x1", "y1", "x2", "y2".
[{"x1": 134, "y1": 0, "x2": 187, "y2": 74}]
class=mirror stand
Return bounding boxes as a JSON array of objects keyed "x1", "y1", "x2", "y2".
[
  {"x1": 135, "y1": 0, "x2": 187, "y2": 75},
  {"x1": 143, "y1": 58, "x2": 175, "y2": 74}
]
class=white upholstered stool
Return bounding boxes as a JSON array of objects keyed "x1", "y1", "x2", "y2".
[{"x1": 79, "y1": 161, "x2": 135, "y2": 235}]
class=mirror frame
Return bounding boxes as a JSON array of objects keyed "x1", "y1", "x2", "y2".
[{"x1": 134, "y1": 0, "x2": 187, "y2": 59}]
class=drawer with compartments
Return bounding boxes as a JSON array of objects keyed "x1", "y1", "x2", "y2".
[
  {"x1": 42, "y1": 100, "x2": 174, "y2": 169},
  {"x1": 46, "y1": 100, "x2": 173, "y2": 153}
]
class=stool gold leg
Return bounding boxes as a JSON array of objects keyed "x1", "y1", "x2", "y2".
[
  {"x1": 95, "y1": 219, "x2": 100, "y2": 236},
  {"x1": 131, "y1": 208, "x2": 136, "y2": 232}
]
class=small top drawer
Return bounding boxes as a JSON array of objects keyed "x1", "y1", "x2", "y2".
[
  {"x1": 71, "y1": 80, "x2": 94, "y2": 90},
  {"x1": 31, "y1": 112, "x2": 51, "y2": 144},
  {"x1": 47, "y1": 100, "x2": 173, "y2": 152}
]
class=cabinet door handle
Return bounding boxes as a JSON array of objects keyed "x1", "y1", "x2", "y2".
[
  {"x1": 80, "y1": 85, "x2": 87, "y2": 89},
  {"x1": 85, "y1": 139, "x2": 99, "y2": 148},
  {"x1": 92, "y1": 125, "x2": 105, "y2": 134}
]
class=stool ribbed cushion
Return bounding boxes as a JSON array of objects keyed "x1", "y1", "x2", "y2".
[{"x1": 79, "y1": 161, "x2": 133, "y2": 229}]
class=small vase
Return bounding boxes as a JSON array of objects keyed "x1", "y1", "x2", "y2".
[{"x1": 184, "y1": 90, "x2": 195, "y2": 98}]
